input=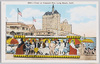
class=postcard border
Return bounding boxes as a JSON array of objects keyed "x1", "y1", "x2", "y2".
[{"x1": 1, "y1": 1, "x2": 99, "y2": 63}]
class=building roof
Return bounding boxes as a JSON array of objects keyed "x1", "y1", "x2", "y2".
[
  {"x1": 27, "y1": 24, "x2": 33, "y2": 28},
  {"x1": 27, "y1": 24, "x2": 36, "y2": 29},
  {"x1": 44, "y1": 11, "x2": 52, "y2": 15},
  {"x1": 54, "y1": 10, "x2": 59, "y2": 14},
  {"x1": 43, "y1": 5, "x2": 60, "y2": 15},
  {"x1": 44, "y1": 10, "x2": 59, "y2": 15},
  {"x1": 6, "y1": 22, "x2": 36, "y2": 28},
  {"x1": 7, "y1": 22, "x2": 28, "y2": 26}
]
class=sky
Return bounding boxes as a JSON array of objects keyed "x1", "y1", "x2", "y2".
[{"x1": 6, "y1": 4, "x2": 97, "y2": 37}]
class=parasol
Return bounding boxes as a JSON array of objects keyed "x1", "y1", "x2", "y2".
[
  {"x1": 60, "y1": 39, "x2": 63, "y2": 43},
  {"x1": 82, "y1": 39, "x2": 94, "y2": 43},
  {"x1": 6, "y1": 38, "x2": 19, "y2": 44}
]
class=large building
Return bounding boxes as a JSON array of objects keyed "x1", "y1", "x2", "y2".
[
  {"x1": 42, "y1": 5, "x2": 72, "y2": 36},
  {"x1": 6, "y1": 22, "x2": 36, "y2": 36}
]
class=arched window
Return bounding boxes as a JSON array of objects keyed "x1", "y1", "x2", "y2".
[{"x1": 31, "y1": 33, "x2": 33, "y2": 35}]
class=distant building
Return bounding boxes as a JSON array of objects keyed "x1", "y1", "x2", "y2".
[
  {"x1": 6, "y1": 22, "x2": 36, "y2": 36},
  {"x1": 42, "y1": 5, "x2": 72, "y2": 36},
  {"x1": 60, "y1": 19, "x2": 72, "y2": 36}
]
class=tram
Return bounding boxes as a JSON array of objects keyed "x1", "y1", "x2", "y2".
[{"x1": 13, "y1": 35, "x2": 81, "y2": 58}]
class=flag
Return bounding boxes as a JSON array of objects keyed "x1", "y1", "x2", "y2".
[
  {"x1": 17, "y1": 8, "x2": 22, "y2": 17},
  {"x1": 32, "y1": 17, "x2": 36, "y2": 22}
]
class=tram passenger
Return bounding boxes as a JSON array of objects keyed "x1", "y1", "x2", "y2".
[
  {"x1": 25, "y1": 40, "x2": 31, "y2": 55},
  {"x1": 36, "y1": 40, "x2": 40, "y2": 48},
  {"x1": 43, "y1": 42, "x2": 46, "y2": 48},
  {"x1": 54, "y1": 40, "x2": 60, "y2": 55},
  {"x1": 42, "y1": 40, "x2": 50, "y2": 55},
  {"x1": 63, "y1": 40, "x2": 70, "y2": 55},
  {"x1": 45, "y1": 40, "x2": 49, "y2": 48},
  {"x1": 49, "y1": 41, "x2": 55, "y2": 55},
  {"x1": 40, "y1": 41, "x2": 43, "y2": 48},
  {"x1": 59, "y1": 39, "x2": 64, "y2": 55},
  {"x1": 30, "y1": 40, "x2": 35, "y2": 54}
]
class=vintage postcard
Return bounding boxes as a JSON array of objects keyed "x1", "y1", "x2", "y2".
[{"x1": 1, "y1": 1, "x2": 99, "y2": 63}]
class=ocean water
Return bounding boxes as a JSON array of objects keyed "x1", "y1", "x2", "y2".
[{"x1": 81, "y1": 37, "x2": 96, "y2": 49}]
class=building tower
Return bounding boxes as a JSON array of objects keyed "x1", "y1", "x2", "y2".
[
  {"x1": 42, "y1": 5, "x2": 61, "y2": 36},
  {"x1": 52, "y1": 4, "x2": 54, "y2": 14}
]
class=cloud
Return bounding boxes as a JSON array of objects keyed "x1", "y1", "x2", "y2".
[
  {"x1": 7, "y1": 9, "x2": 17, "y2": 22},
  {"x1": 72, "y1": 20, "x2": 96, "y2": 37},
  {"x1": 7, "y1": 9, "x2": 23, "y2": 22},
  {"x1": 66, "y1": 6, "x2": 97, "y2": 37},
  {"x1": 22, "y1": 8, "x2": 45, "y2": 18},
  {"x1": 68, "y1": 6, "x2": 96, "y2": 23}
]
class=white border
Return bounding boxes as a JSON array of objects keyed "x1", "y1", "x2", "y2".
[{"x1": 1, "y1": 1, "x2": 99, "y2": 63}]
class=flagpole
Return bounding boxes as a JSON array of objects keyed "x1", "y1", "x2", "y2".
[
  {"x1": 32, "y1": 17, "x2": 34, "y2": 24},
  {"x1": 17, "y1": 8, "x2": 19, "y2": 22}
]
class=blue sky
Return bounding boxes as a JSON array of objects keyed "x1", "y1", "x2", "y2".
[
  {"x1": 6, "y1": 4, "x2": 97, "y2": 37},
  {"x1": 6, "y1": 4, "x2": 96, "y2": 23}
]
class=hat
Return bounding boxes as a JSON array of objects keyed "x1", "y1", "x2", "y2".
[{"x1": 60, "y1": 39, "x2": 63, "y2": 43}]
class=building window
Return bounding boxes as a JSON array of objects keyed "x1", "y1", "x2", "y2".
[
  {"x1": 48, "y1": 32, "x2": 50, "y2": 34},
  {"x1": 31, "y1": 33, "x2": 33, "y2": 35},
  {"x1": 17, "y1": 32, "x2": 20, "y2": 35},
  {"x1": 22, "y1": 27, "x2": 25, "y2": 30},
  {"x1": 26, "y1": 28, "x2": 28, "y2": 30},
  {"x1": 22, "y1": 33, "x2": 23, "y2": 35},
  {"x1": 17, "y1": 27, "x2": 19, "y2": 29},
  {"x1": 25, "y1": 33, "x2": 27, "y2": 35},
  {"x1": 10, "y1": 26, "x2": 15, "y2": 29}
]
